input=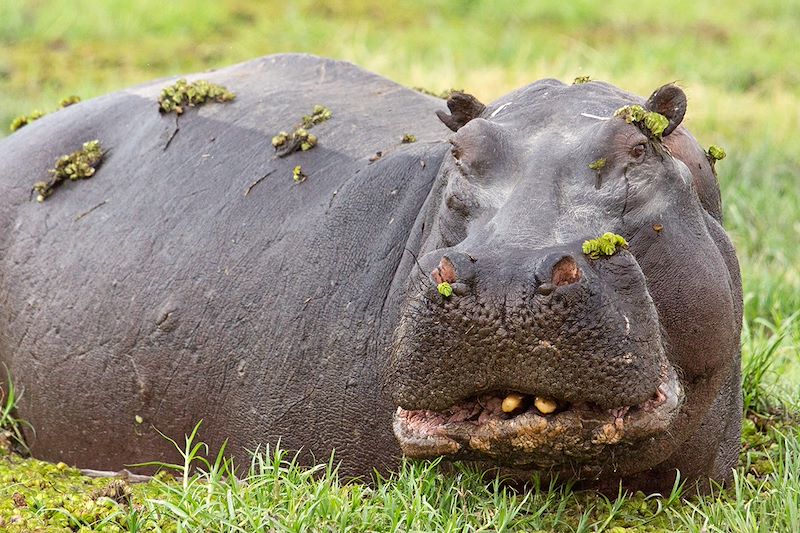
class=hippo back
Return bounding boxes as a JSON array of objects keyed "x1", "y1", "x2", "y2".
[{"x1": 0, "y1": 54, "x2": 450, "y2": 473}]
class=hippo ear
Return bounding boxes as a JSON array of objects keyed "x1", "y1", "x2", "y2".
[
  {"x1": 645, "y1": 84, "x2": 687, "y2": 137},
  {"x1": 436, "y1": 92, "x2": 487, "y2": 132}
]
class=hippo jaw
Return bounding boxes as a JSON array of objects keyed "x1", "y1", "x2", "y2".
[{"x1": 393, "y1": 361, "x2": 683, "y2": 471}]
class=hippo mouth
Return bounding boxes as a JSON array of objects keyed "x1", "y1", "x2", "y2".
[{"x1": 393, "y1": 362, "x2": 683, "y2": 469}]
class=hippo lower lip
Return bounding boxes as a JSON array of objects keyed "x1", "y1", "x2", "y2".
[{"x1": 393, "y1": 362, "x2": 683, "y2": 468}]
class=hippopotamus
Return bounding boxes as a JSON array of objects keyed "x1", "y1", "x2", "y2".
[{"x1": 0, "y1": 54, "x2": 741, "y2": 493}]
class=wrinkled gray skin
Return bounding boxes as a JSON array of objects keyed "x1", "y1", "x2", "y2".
[{"x1": 0, "y1": 54, "x2": 741, "y2": 494}]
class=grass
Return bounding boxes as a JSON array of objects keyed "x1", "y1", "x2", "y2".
[{"x1": 0, "y1": 0, "x2": 798, "y2": 530}]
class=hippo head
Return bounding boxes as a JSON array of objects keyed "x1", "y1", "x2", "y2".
[{"x1": 386, "y1": 80, "x2": 742, "y2": 490}]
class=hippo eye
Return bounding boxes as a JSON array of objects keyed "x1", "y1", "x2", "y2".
[{"x1": 630, "y1": 142, "x2": 647, "y2": 161}]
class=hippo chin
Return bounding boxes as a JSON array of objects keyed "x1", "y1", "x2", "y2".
[{"x1": 0, "y1": 54, "x2": 741, "y2": 494}]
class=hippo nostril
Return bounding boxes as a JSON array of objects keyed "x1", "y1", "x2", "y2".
[
  {"x1": 551, "y1": 256, "x2": 582, "y2": 286},
  {"x1": 431, "y1": 256, "x2": 457, "y2": 284}
]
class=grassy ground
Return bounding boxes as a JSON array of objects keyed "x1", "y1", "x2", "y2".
[{"x1": 1, "y1": 0, "x2": 799, "y2": 531}]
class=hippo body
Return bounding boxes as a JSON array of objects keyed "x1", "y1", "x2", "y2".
[{"x1": 0, "y1": 54, "x2": 742, "y2": 493}]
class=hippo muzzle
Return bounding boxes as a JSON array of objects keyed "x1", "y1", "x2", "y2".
[{"x1": 387, "y1": 243, "x2": 685, "y2": 473}]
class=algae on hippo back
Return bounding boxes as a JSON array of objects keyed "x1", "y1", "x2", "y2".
[
  {"x1": 9, "y1": 95, "x2": 81, "y2": 132},
  {"x1": 33, "y1": 140, "x2": 104, "y2": 202},
  {"x1": 272, "y1": 105, "x2": 332, "y2": 158},
  {"x1": 292, "y1": 165, "x2": 307, "y2": 183},
  {"x1": 157, "y1": 79, "x2": 235, "y2": 115}
]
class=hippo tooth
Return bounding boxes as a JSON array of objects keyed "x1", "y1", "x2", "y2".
[
  {"x1": 534, "y1": 396, "x2": 558, "y2": 414},
  {"x1": 501, "y1": 393, "x2": 525, "y2": 413}
]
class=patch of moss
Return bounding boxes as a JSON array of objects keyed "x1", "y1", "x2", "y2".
[
  {"x1": 582, "y1": 232, "x2": 628, "y2": 259},
  {"x1": 401, "y1": 133, "x2": 417, "y2": 144},
  {"x1": 613, "y1": 105, "x2": 669, "y2": 139},
  {"x1": 0, "y1": 453, "x2": 175, "y2": 532},
  {"x1": 301, "y1": 104, "x2": 332, "y2": 128},
  {"x1": 274, "y1": 129, "x2": 315, "y2": 156},
  {"x1": 9, "y1": 110, "x2": 45, "y2": 132},
  {"x1": 588, "y1": 158, "x2": 606, "y2": 170},
  {"x1": 437, "y1": 282, "x2": 453, "y2": 297},
  {"x1": 58, "y1": 95, "x2": 81, "y2": 108},
  {"x1": 9, "y1": 95, "x2": 83, "y2": 133},
  {"x1": 707, "y1": 145, "x2": 726, "y2": 161},
  {"x1": 273, "y1": 105, "x2": 330, "y2": 157},
  {"x1": 292, "y1": 165, "x2": 307, "y2": 183},
  {"x1": 573, "y1": 75, "x2": 591, "y2": 84},
  {"x1": 33, "y1": 140, "x2": 103, "y2": 202},
  {"x1": 158, "y1": 78, "x2": 235, "y2": 115}
]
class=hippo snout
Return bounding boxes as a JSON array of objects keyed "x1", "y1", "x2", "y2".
[{"x1": 386, "y1": 241, "x2": 675, "y2": 466}]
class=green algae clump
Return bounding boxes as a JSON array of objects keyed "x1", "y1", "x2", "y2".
[
  {"x1": 33, "y1": 140, "x2": 103, "y2": 202},
  {"x1": 9, "y1": 95, "x2": 83, "y2": 132},
  {"x1": 614, "y1": 105, "x2": 669, "y2": 139},
  {"x1": 58, "y1": 95, "x2": 81, "y2": 108},
  {"x1": 273, "y1": 105, "x2": 330, "y2": 157},
  {"x1": 573, "y1": 75, "x2": 591, "y2": 84},
  {"x1": 707, "y1": 145, "x2": 726, "y2": 161},
  {"x1": 9, "y1": 110, "x2": 45, "y2": 132},
  {"x1": 437, "y1": 282, "x2": 453, "y2": 297},
  {"x1": 588, "y1": 158, "x2": 606, "y2": 170},
  {"x1": 158, "y1": 78, "x2": 235, "y2": 115},
  {"x1": 301, "y1": 104, "x2": 332, "y2": 128},
  {"x1": 401, "y1": 133, "x2": 417, "y2": 144},
  {"x1": 292, "y1": 165, "x2": 307, "y2": 183},
  {"x1": 582, "y1": 232, "x2": 628, "y2": 259}
]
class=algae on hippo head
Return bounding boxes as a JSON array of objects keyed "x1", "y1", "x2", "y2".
[
  {"x1": 33, "y1": 140, "x2": 104, "y2": 202},
  {"x1": 588, "y1": 158, "x2": 606, "y2": 171},
  {"x1": 582, "y1": 232, "x2": 629, "y2": 259},
  {"x1": 707, "y1": 145, "x2": 726, "y2": 162},
  {"x1": 614, "y1": 104, "x2": 669, "y2": 139},
  {"x1": 437, "y1": 282, "x2": 453, "y2": 298}
]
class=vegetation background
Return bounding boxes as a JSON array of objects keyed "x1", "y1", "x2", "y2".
[{"x1": 0, "y1": 1, "x2": 798, "y2": 531}]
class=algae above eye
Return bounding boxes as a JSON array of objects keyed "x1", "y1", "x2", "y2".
[
  {"x1": 573, "y1": 75, "x2": 592, "y2": 84},
  {"x1": 401, "y1": 133, "x2": 417, "y2": 144},
  {"x1": 33, "y1": 140, "x2": 104, "y2": 202},
  {"x1": 158, "y1": 79, "x2": 236, "y2": 115},
  {"x1": 582, "y1": 232, "x2": 629, "y2": 259}
]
